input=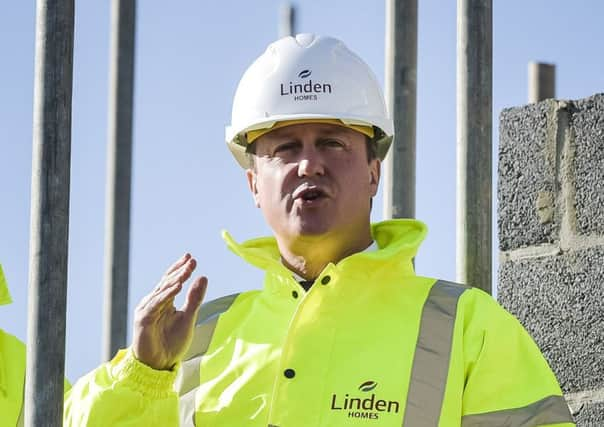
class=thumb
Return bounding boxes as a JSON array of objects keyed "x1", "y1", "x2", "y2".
[{"x1": 181, "y1": 276, "x2": 208, "y2": 322}]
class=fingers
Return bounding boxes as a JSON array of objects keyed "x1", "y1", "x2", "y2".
[
  {"x1": 162, "y1": 257, "x2": 196, "y2": 291},
  {"x1": 164, "y1": 253, "x2": 192, "y2": 276},
  {"x1": 135, "y1": 254, "x2": 205, "y2": 327},
  {"x1": 149, "y1": 281, "x2": 183, "y2": 310},
  {"x1": 181, "y1": 277, "x2": 208, "y2": 322},
  {"x1": 136, "y1": 280, "x2": 183, "y2": 325},
  {"x1": 139, "y1": 256, "x2": 197, "y2": 308}
]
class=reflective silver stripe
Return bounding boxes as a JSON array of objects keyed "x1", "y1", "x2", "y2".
[
  {"x1": 403, "y1": 280, "x2": 469, "y2": 426},
  {"x1": 17, "y1": 360, "x2": 25, "y2": 427},
  {"x1": 461, "y1": 395, "x2": 574, "y2": 427},
  {"x1": 17, "y1": 399, "x2": 24, "y2": 427},
  {"x1": 175, "y1": 293, "x2": 240, "y2": 427}
]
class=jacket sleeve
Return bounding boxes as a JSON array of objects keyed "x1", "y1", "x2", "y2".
[
  {"x1": 63, "y1": 348, "x2": 179, "y2": 427},
  {"x1": 460, "y1": 289, "x2": 575, "y2": 427}
]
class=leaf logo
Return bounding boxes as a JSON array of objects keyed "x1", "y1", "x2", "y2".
[
  {"x1": 358, "y1": 380, "x2": 377, "y2": 392},
  {"x1": 298, "y1": 69, "x2": 312, "y2": 79}
]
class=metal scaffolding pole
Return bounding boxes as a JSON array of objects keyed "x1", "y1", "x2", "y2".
[
  {"x1": 103, "y1": 0, "x2": 136, "y2": 361},
  {"x1": 383, "y1": 0, "x2": 418, "y2": 220},
  {"x1": 456, "y1": 0, "x2": 492, "y2": 293},
  {"x1": 528, "y1": 62, "x2": 555, "y2": 103},
  {"x1": 279, "y1": 3, "x2": 296, "y2": 38},
  {"x1": 25, "y1": 0, "x2": 74, "y2": 425}
]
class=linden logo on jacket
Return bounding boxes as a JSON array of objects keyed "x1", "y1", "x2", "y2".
[
  {"x1": 279, "y1": 69, "x2": 333, "y2": 101},
  {"x1": 330, "y1": 380, "x2": 400, "y2": 420}
]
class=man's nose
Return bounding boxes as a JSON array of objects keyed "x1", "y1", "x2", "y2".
[{"x1": 297, "y1": 147, "x2": 325, "y2": 176}]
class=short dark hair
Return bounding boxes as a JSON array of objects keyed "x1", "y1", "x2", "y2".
[
  {"x1": 245, "y1": 143, "x2": 257, "y2": 169},
  {"x1": 365, "y1": 135, "x2": 377, "y2": 161}
]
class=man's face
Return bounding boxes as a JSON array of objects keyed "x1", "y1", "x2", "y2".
[{"x1": 246, "y1": 122, "x2": 380, "y2": 242}]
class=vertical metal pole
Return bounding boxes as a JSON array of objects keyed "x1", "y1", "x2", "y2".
[
  {"x1": 456, "y1": 0, "x2": 492, "y2": 293},
  {"x1": 25, "y1": 0, "x2": 74, "y2": 425},
  {"x1": 279, "y1": 3, "x2": 296, "y2": 38},
  {"x1": 383, "y1": 0, "x2": 418, "y2": 220},
  {"x1": 103, "y1": 0, "x2": 136, "y2": 361},
  {"x1": 528, "y1": 62, "x2": 555, "y2": 103}
]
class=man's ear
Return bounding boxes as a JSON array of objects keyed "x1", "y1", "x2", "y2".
[
  {"x1": 369, "y1": 159, "x2": 380, "y2": 197},
  {"x1": 246, "y1": 168, "x2": 261, "y2": 208}
]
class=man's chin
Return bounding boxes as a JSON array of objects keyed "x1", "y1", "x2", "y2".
[
  {"x1": 295, "y1": 225, "x2": 332, "y2": 237},
  {"x1": 287, "y1": 219, "x2": 334, "y2": 239}
]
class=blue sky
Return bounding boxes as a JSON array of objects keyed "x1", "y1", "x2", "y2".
[{"x1": 1, "y1": 1, "x2": 602, "y2": 381}]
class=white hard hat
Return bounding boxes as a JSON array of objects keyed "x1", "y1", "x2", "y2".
[{"x1": 225, "y1": 33, "x2": 394, "y2": 168}]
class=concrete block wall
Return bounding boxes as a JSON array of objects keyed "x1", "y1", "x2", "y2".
[{"x1": 498, "y1": 93, "x2": 604, "y2": 426}]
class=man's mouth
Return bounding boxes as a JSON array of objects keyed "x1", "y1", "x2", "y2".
[
  {"x1": 293, "y1": 185, "x2": 328, "y2": 202},
  {"x1": 300, "y1": 188, "x2": 323, "y2": 201}
]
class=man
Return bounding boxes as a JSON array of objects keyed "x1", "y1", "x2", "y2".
[
  {"x1": 64, "y1": 34, "x2": 574, "y2": 426},
  {"x1": 0, "y1": 264, "x2": 27, "y2": 426},
  {"x1": 0, "y1": 264, "x2": 71, "y2": 427}
]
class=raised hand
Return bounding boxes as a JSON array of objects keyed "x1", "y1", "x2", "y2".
[{"x1": 132, "y1": 253, "x2": 207, "y2": 370}]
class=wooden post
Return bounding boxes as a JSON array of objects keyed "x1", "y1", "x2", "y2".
[
  {"x1": 103, "y1": 0, "x2": 136, "y2": 361},
  {"x1": 25, "y1": 0, "x2": 74, "y2": 425},
  {"x1": 456, "y1": 0, "x2": 492, "y2": 293},
  {"x1": 528, "y1": 62, "x2": 555, "y2": 103},
  {"x1": 383, "y1": 0, "x2": 418, "y2": 220},
  {"x1": 279, "y1": 3, "x2": 296, "y2": 38}
]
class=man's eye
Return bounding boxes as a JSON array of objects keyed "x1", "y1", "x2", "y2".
[
  {"x1": 321, "y1": 139, "x2": 345, "y2": 149},
  {"x1": 273, "y1": 142, "x2": 298, "y2": 154}
]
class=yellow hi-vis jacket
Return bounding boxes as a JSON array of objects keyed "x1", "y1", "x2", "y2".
[
  {"x1": 0, "y1": 265, "x2": 70, "y2": 427},
  {"x1": 64, "y1": 220, "x2": 574, "y2": 426},
  {"x1": 0, "y1": 329, "x2": 25, "y2": 427},
  {"x1": 1, "y1": 264, "x2": 26, "y2": 427}
]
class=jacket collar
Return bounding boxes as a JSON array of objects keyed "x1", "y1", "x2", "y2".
[
  {"x1": 0, "y1": 264, "x2": 11, "y2": 306},
  {"x1": 222, "y1": 219, "x2": 428, "y2": 278}
]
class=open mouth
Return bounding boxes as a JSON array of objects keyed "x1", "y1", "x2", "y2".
[
  {"x1": 293, "y1": 185, "x2": 328, "y2": 203},
  {"x1": 300, "y1": 188, "x2": 324, "y2": 201}
]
